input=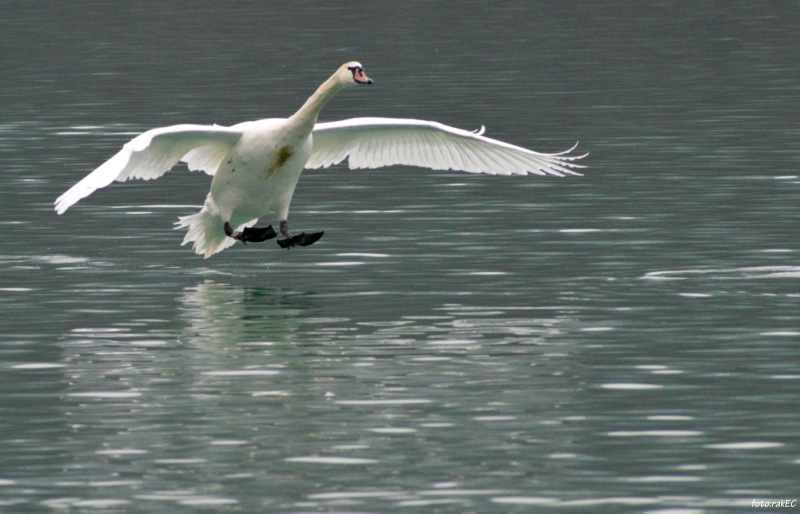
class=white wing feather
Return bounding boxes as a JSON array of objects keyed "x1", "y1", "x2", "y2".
[
  {"x1": 55, "y1": 124, "x2": 243, "y2": 214},
  {"x1": 308, "y1": 117, "x2": 586, "y2": 176}
]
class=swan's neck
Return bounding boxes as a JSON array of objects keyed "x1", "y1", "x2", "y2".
[{"x1": 289, "y1": 74, "x2": 344, "y2": 131}]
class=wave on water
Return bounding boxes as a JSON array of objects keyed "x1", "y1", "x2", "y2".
[{"x1": 641, "y1": 266, "x2": 800, "y2": 281}]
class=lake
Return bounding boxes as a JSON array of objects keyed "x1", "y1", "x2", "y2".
[{"x1": 1, "y1": 1, "x2": 798, "y2": 511}]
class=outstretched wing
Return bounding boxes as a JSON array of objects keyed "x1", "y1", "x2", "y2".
[
  {"x1": 55, "y1": 124, "x2": 243, "y2": 214},
  {"x1": 307, "y1": 117, "x2": 586, "y2": 176}
]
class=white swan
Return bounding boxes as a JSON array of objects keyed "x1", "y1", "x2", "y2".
[{"x1": 55, "y1": 62, "x2": 586, "y2": 258}]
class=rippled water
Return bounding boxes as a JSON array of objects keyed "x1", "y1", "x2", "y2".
[{"x1": 2, "y1": 1, "x2": 799, "y2": 511}]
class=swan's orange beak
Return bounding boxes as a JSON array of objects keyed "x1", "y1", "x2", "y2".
[{"x1": 354, "y1": 68, "x2": 373, "y2": 85}]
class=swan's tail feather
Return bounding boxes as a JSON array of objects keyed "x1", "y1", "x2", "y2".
[{"x1": 175, "y1": 208, "x2": 236, "y2": 259}]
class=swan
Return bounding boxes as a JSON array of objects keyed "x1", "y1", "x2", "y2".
[{"x1": 55, "y1": 62, "x2": 586, "y2": 258}]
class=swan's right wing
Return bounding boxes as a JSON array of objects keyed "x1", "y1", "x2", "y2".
[
  {"x1": 308, "y1": 117, "x2": 586, "y2": 176},
  {"x1": 55, "y1": 124, "x2": 243, "y2": 214}
]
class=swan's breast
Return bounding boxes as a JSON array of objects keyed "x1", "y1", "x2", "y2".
[{"x1": 209, "y1": 119, "x2": 312, "y2": 220}]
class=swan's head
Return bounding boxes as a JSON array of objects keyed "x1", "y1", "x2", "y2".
[{"x1": 339, "y1": 61, "x2": 372, "y2": 86}]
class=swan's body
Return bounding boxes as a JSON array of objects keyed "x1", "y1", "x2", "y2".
[{"x1": 55, "y1": 62, "x2": 586, "y2": 258}]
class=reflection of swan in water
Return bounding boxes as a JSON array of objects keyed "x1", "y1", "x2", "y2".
[{"x1": 179, "y1": 280, "x2": 318, "y2": 346}]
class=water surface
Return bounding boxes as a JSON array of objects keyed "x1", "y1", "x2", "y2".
[{"x1": 2, "y1": 1, "x2": 799, "y2": 511}]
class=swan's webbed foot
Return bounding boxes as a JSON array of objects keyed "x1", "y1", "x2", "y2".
[
  {"x1": 277, "y1": 231, "x2": 325, "y2": 248},
  {"x1": 277, "y1": 220, "x2": 324, "y2": 249},
  {"x1": 224, "y1": 222, "x2": 277, "y2": 245}
]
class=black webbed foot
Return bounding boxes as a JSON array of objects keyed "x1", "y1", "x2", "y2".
[
  {"x1": 277, "y1": 220, "x2": 323, "y2": 249},
  {"x1": 241, "y1": 225, "x2": 277, "y2": 243},
  {"x1": 277, "y1": 231, "x2": 324, "y2": 249},
  {"x1": 224, "y1": 222, "x2": 276, "y2": 245}
]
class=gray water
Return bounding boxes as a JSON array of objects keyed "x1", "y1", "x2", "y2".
[{"x1": 2, "y1": 2, "x2": 799, "y2": 511}]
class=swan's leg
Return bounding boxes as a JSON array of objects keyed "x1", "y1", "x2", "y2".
[
  {"x1": 224, "y1": 221, "x2": 276, "y2": 245},
  {"x1": 277, "y1": 220, "x2": 324, "y2": 249},
  {"x1": 279, "y1": 220, "x2": 292, "y2": 240}
]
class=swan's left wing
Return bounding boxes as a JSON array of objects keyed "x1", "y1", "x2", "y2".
[
  {"x1": 55, "y1": 124, "x2": 243, "y2": 214},
  {"x1": 307, "y1": 117, "x2": 586, "y2": 176}
]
